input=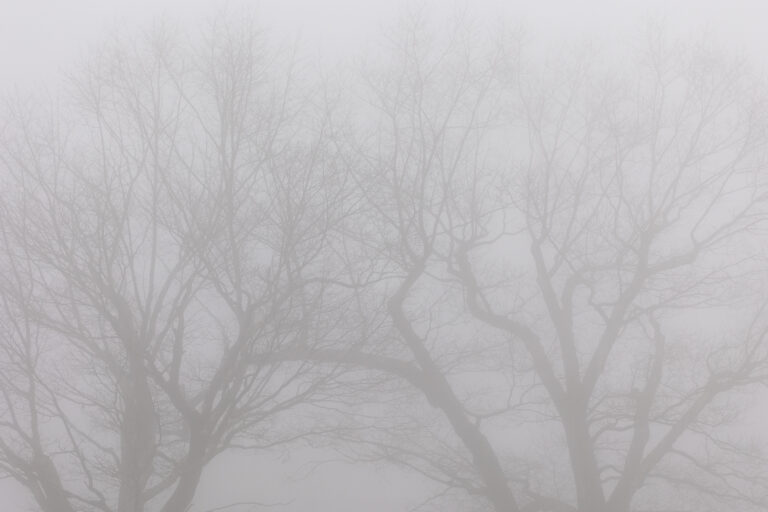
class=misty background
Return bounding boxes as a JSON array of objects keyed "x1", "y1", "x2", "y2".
[
  {"x1": 3, "y1": 1, "x2": 768, "y2": 512},
  {"x1": 5, "y1": 0, "x2": 768, "y2": 92}
]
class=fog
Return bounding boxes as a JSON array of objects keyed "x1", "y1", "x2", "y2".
[{"x1": 2, "y1": 1, "x2": 768, "y2": 512}]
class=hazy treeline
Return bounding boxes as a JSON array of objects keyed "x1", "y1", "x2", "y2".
[{"x1": 2, "y1": 11, "x2": 768, "y2": 512}]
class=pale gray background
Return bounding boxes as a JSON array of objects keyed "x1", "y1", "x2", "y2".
[{"x1": 1, "y1": 1, "x2": 767, "y2": 510}]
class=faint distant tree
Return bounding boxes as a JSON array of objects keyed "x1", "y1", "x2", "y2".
[
  {"x1": 4, "y1": 10, "x2": 768, "y2": 512},
  {"x1": 0, "y1": 17, "x2": 347, "y2": 512},
  {"x1": 294, "y1": 15, "x2": 768, "y2": 512},
  {"x1": 451, "y1": 28, "x2": 768, "y2": 512}
]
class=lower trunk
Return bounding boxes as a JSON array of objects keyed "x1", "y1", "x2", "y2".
[
  {"x1": 160, "y1": 428, "x2": 207, "y2": 512},
  {"x1": 389, "y1": 296, "x2": 519, "y2": 512},
  {"x1": 117, "y1": 358, "x2": 157, "y2": 512},
  {"x1": 561, "y1": 402, "x2": 605, "y2": 512},
  {"x1": 34, "y1": 453, "x2": 76, "y2": 512}
]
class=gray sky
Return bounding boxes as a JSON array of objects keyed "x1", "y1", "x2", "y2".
[
  {"x1": 2, "y1": 0, "x2": 768, "y2": 92},
  {"x1": 2, "y1": 1, "x2": 768, "y2": 510}
]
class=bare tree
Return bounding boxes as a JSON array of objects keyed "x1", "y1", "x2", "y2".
[
  {"x1": 4, "y1": 10, "x2": 768, "y2": 512},
  {"x1": 452, "y1": 28, "x2": 768, "y2": 512},
  {"x1": 0, "y1": 18, "x2": 346, "y2": 512},
  {"x1": 297, "y1": 17, "x2": 768, "y2": 512}
]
